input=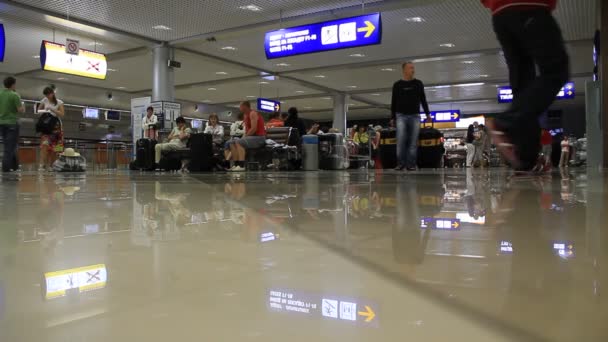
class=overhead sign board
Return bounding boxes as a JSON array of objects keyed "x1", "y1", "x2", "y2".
[
  {"x1": 43, "y1": 264, "x2": 108, "y2": 300},
  {"x1": 257, "y1": 98, "x2": 281, "y2": 113},
  {"x1": 498, "y1": 82, "x2": 575, "y2": 103},
  {"x1": 265, "y1": 13, "x2": 382, "y2": 59},
  {"x1": 0, "y1": 24, "x2": 5, "y2": 62},
  {"x1": 421, "y1": 110, "x2": 461, "y2": 123},
  {"x1": 40, "y1": 40, "x2": 107, "y2": 80}
]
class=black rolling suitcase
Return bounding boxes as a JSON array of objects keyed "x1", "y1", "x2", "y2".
[
  {"x1": 131, "y1": 138, "x2": 156, "y2": 170},
  {"x1": 188, "y1": 133, "x2": 213, "y2": 172},
  {"x1": 417, "y1": 124, "x2": 444, "y2": 168},
  {"x1": 379, "y1": 129, "x2": 397, "y2": 169},
  {"x1": 319, "y1": 133, "x2": 349, "y2": 170}
]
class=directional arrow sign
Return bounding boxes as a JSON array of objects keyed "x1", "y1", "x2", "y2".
[
  {"x1": 265, "y1": 13, "x2": 382, "y2": 59},
  {"x1": 421, "y1": 110, "x2": 461, "y2": 123},
  {"x1": 358, "y1": 305, "x2": 376, "y2": 323},
  {"x1": 257, "y1": 98, "x2": 281, "y2": 113},
  {"x1": 498, "y1": 82, "x2": 575, "y2": 103}
]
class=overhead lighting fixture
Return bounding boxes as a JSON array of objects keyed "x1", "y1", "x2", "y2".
[
  {"x1": 258, "y1": 81, "x2": 269, "y2": 85},
  {"x1": 461, "y1": 60, "x2": 475, "y2": 64},
  {"x1": 152, "y1": 25, "x2": 172, "y2": 31},
  {"x1": 107, "y1": 68, "x2": 118, "y2": 72},
  {"x1": 314, "y1": 75, "x2": 326, "y2": 78},
  {"x1": 239, "y1": 4, "x2": 263, "y2": 12},
  {"x1": 381, "y1": 68, "x2": 395, "y2": 72},
  {"x1": 479, "y1": 74, "x2": 490, "y2": 78},
  {"x1": 208, "y1": 87, "x2": 217, "y2": 91},
  {"x1": 88, "y1": 42, "x2": 104, "y2": 46},
  {"x1": 370, "y1": 93, "x2": 381, "y2": 96},
  {"x1": 440, "y1": 43, "x2": 455, "y2": 48},
  {"x1": 349, "y1": 103, "x2": 357, "y2": 106},
  {"x1": 276, "y1": 63, "x2": 290, "y2": 67},
  {"x1": 347, "y1": 85, "x2": 358, "y2": 89},
  {"x1": 454, "y1": 82, "x2": 485, "y2": 87},
  {"x1": 221, "y1": 46, "x2": 237, "y2": 51},
  {"x1": 116, "y1": 86, "x2": 127, "y2": 90},
  {"x1": 246, "y1": 95, "x2": 257, "y2": 98},
  {"x1": 349, "y1": 53, "x2": 365, "y2": 58},
  {"x1": 430, "y1": 85, "x2": 452, "y2": 89},
  {"x1": 216, "y1": 71, "x2": 229, "y2": 75},
  {"x1": 304, "y1": 106, "x2": 313, "y2": 109},
  {"x1": 295, "y1": 90, "x2": 305, "y2": 94},
  {"x1": 57, "y1": 77, "x2": 67, "y2": 80},
  {"x1": 32, "y1": 55, "x2": 40, "y2": 59},
  {"x1": 405, "y1": 17, "x2": 425, "y2": 23}
]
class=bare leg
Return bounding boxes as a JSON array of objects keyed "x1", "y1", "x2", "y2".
[
  {"x1": 235, "y1": 144, "x2": 246, "y2": 161},
  {"x1": 40, "y1": 147, "x2": 48, "y2": 169}
]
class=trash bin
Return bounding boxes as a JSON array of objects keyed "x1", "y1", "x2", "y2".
[{"x1": 302, "y1": 135, "x2": 319, "y2": 171}]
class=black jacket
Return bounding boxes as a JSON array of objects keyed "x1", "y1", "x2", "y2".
[{"x1": 391, "y1": 79, "x2": 430, "y2": 118}]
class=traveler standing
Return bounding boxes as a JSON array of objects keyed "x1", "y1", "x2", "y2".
[
  {"x1": 540, "y1": 129, "x2": 553, "y2": 169},
  {"x1": 0, "y1": 77, "x2": 25, "y2": 173},
  {"x1": 482, "y1": 0, "x2": 569, "y2": 172},
  {"x1": 38, "y1": 86, "x2": 65, "y2": 172},
  {"x1": 142, "y1": 106, "x2": 158, "y2": 139},
  {"x1": 466, "y1": 122, "x2": 479, "y2": 167},
  {"x1": 559, "y1": 136, "x2": 570, "y2": 168},
  {"x1": 283, "y1": 107, "x2": 306, "y2": 138},
  {"x1": 391, "y1": 62, "x2": 431, "y2": 171}
]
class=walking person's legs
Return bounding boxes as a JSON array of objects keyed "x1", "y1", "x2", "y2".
[
  {"x1": 466, "y1": 144, "x2": 476, "y2": 167},
  {"x1": 1, "y1": 125, "x2": 18, "y2": 172},
  {"x1": 405, "y1": 115, "x2": 420, "y2": 170},
  {"x1": 395, "y1": 114, "x2": 407, "y2": 170}
]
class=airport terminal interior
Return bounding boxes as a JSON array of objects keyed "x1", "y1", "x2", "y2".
[{"x1": 1, "y1": 0, "x2": 608, "y2": 341}]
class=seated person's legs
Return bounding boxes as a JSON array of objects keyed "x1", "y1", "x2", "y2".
[
  {"x1": 155, "y1": 142, "x2": 180, "y2": 164},
  {"x1": 231, "y1": 136, "x2": 265, "y2": 170}
]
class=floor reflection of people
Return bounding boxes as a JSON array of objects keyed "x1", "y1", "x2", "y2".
[
  {"x1": 495, "y1": 180, "x2": 573, "y2": 337},
  {"x1": 36, "y1": 178, "x2": 66, "y2": 253}
]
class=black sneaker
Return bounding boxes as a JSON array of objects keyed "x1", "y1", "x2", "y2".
[{"x1": 406, "y1": 167, "x2": 417, "y2": 172}]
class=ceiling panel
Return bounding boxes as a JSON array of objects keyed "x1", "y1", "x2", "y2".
[
  {"x1": 179, "y1": 0, "x2": 596, "y2": 73},
  {"x1": 12, "y1": 0, "x2": 384, "y2": 41},
  {"x1": 173, "y1": 50, "x2": 257, "y2": 87},
  {"x1": 176, "y1": 78, "x2": 324, "y2": 104}
]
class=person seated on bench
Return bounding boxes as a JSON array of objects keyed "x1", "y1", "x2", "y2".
[
  {"x1": 227, "y1": 101, "x2": 266, "y2": 172},
  {"x1": 204, "y1": 113, "x2": 225, "y2": 146},
  {"x1": 266, "y1": 112, "x2": 284, "y2": 129},
  {"x1": 154, "y1": 116, "x2": 191, "y2": 167}
]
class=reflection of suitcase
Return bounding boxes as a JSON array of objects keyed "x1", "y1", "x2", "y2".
[
  {"x1": 132, "y1": 138, "x2": 156, "y2": 170},
  {"x1": 379, "y1": 129, "x2": 397, "y2": 169},
  {"x1": 189, "y1": 133, "x2": 213, "y2": 172},
  {"x1": 319, "y1": 134, "x2": 349, "y2": 170},
  {"x1": 417, "y1": 126, "x2": 444, "y2": 168},
  {"x1": 159, "y1": 154, "x2": 181, "y2": 171}
]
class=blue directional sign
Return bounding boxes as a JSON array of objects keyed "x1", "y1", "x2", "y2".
[
  {"x1": 498, "y1": 82, "x2": 575, "y2": 103},
  {"x1": 421, "y1": 110, "x2": 461, "y2": 123},
  {"x1": 265, "y1": 13, "x2": 382, "y2": 59},
  {"x1": 257, "y1": 98, "x2": 281, "y2": 113},
  {"x1": 0, "y1": 24, "x2": 5, "y2": 62}
]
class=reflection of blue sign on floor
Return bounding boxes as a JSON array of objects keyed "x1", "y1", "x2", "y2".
[
  {"x1": 498, "y1": 82, "x2": 575, "y2": 103},
  {"x1": 420, "y1": 218, "x2": 461, "y2": 230},
  {"x1": 553, "y1": 241, "x2": 574, "y2": 259},
  {"x1": 265, "y1": 13, "x2": 382, "y2": 59},
  {"x1": 268, "y1": 289, "x2": 378, "y2": 326}
]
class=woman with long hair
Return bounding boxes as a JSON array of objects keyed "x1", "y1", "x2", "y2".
[{"x1": 38, "y1": 86, "x2": 65, "y2": 172}]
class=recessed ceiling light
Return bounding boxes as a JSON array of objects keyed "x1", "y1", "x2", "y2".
[
  {"x1": 454, "y1": 82, "x2": 485, "y2": 87},
  {"x1": 370, "y1": 93, "x2": 381, "y2": 96},
  {"x1": 276, "y1": 63, "x2": 290, "y2": 67},
  {"x1": 321, "y1": 97, "x2": 332, "y2": 100},
  {"x1": 116, "y1": 86, "x2": 127, "y2": 90},
  {"x1": 246, "y1": 95, "x2": 257, "y2": 98},
  {"x1": 88, "y1": 42, "x2": 104, "y2": 46},
  {"x1": 216, "y1": 71, "x2": 229, "y2": 75},
  {"x1": 347, "y1": 85, "x2": 358, "y2": 89},
  {"x1": 295, "y1": 90, "x2": 305, "y2": 94},
  {"x1": 440, "y1": 43, "x2": 455, "y2": 48},
  {"x1": 430, "y1": 85, "x2": 452, "y2": 89},
  {"x1": 107, "y1": 68, "x2": 118, "y2": 72},
  {"x1": 152, "y1": 25, "x2": 172, "y2": 31},
  {"x1": 221, "y1": 46, "x2": 237, "y2": 51},
  {"x1": 462, "y1": 60, "x2": 475, "y2": 64},
  {"x1": 349, "y1": 103, "x2": 357, "y2": 106},
  {"x1": 304, "y1": 106, "x2": 313, "y2": 109},
  {"x1": 349, "y1": 53, "x2": 366, "y2": 58},
  {"x1": 207, "y1": 87, "x2": 217, "y2": 91},
  {"x1": 57, "y1": 77, "x2": 67, "y2": 80},
  {"x1": 32, "y1": 55, "x2": 40, "y2": 59},
  {"x1": 239, "y1": 4, "x2": 263, "y2": 12},
  {"x1": 381, "y1": 68, "x2": 395, "y2": 72},
  {"x1": 314, "y1": 75, "x2": 326, "y2": 78},
  {"x1": 479, "y1": 74, "x2": 490, "y2": 78},
  {"x1": 258, "y1": 81, "x2": 269, "y2": 85},
  {"x1": 405, "y1": 17, "x2": 425, "y2": 23}
]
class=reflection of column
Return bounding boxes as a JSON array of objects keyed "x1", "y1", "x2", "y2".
[
  {"x1": 333, "y1": 94, "x2": 349, "y2": 134},
  {"x1": 152, "y1": 43, "x2": 175, "y2": 102},
  {"x1": 332, "y1": 182, "x2": 349, "y2": 250}
]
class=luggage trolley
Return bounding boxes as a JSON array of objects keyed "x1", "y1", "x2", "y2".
[{"x1": 348, "y1": 125, "x2": 375, "y2": 169}]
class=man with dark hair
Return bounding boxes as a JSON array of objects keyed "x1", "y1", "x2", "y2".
[
  {"x1": 284, "y1": 107, "x2": 306, "y2": 137},
  {"x1": 154, "y1": 116, "x2": 191, "y2": 165},
  {"x1": 0, "y1": 77, "x2": 25, "y2": 172},
  {"x1": 482, "y1": 0, "x2": 569, "y2": 172},
  {"x1": 391, "y1": 62, "x2": 430, "y2": 171},
  {"x1": 227, "y1": 101, "x2": 266, "y2": 172}
]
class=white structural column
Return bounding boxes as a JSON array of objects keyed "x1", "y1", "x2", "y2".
[
  {"x1": 332, "y1": 94, "x2": 350, "y2": 133},
  {"x1": 152, "y1": 43, "x2": 175, "y2": 102}
]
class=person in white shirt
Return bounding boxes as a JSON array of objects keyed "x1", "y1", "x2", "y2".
[
  {"x1": 204, "y1": 113, "x2": 225, "y2": 145},
  {"x1": 38, "y1": 86, "x2": 65, "y2": 172},
  {"x1": 142, "y1": 106, "x2": 158, "y2": 139},
  {"x1": 559, "y1": 136, "x2": 570, "y2": 168},
  {"x1": 155, "y1": 117, "x2": 191, "y2": 165}
]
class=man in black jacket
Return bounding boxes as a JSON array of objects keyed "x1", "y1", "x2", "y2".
[{"x1": 391, "y1": 62, "x2": 431, "y2": 171}]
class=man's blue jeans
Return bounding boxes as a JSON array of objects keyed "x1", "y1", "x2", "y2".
[
  {"x1": 396, "y1": 113, "x2": 420, "y2": 169},
  {"x1": 0, "y1": 124, "x2": 19, "y2": 172}
]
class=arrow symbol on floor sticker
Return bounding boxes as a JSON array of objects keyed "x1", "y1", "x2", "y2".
[{"x1": 358, "y1": 305, "x2": 376, "y2": 322}]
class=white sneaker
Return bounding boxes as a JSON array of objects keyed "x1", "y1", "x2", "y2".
[{"x1": 230, "y1": 166, "x2": 246, "y2": 172}]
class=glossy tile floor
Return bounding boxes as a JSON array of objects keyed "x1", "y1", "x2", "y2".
[{"x1": 0, "y1": 168, "x2": 606, "y2": 341}]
